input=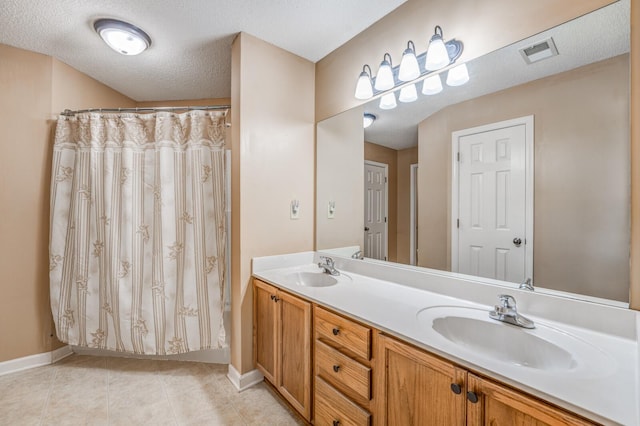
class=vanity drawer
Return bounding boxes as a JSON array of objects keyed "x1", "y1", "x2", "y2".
[
  {"x1": 314, "y1": 306, "x2": 371, "y2": 360},
  {"x1": 316, "y1": 340, "x2": 371, "y2": 401},
  {"x1": 315, "y1": 377, "x2": 371, "y2": 426}
]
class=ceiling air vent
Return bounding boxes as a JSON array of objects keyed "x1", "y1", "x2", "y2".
[{"x1": 519, "y1": 37, "x2": 559, "y2": 64}]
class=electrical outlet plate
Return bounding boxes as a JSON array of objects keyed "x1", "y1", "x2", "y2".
[{"x1": 290, "y1": 200, "x2": 300, "y2": 219}]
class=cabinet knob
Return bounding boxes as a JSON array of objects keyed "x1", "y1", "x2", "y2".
[
  {"x1": 273, "y1": 296, "x2": 279, "y2": 303},
  {"x1": 332, "y1": 365, "x2": 340, "y2": 373},
  {"x1": 270, "y1": 294, "x2": 275, "y2": 301},
  {"x1": 333, "y1": 421, "x2": 340, "y2": 426},
  {"x1": 467, "y1": 391, "x2": 479, "y2": 404},
  {"x1": 450, "y1": 383, "x2": 462, "y2": 394},
  {"x1": 332, "y1": 327, "x2": 340, "y2": 336}
]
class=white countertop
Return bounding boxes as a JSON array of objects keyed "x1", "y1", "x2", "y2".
[{"x1": 252, "y1": 251, "x2": 640, "y2": 426}]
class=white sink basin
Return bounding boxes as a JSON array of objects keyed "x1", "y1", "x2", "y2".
[
  {"x1": 285, "y1": 271, "x2": 339, "y2": 287},
  {"x1": 416, "y1": 306, "x2": 614, "y2": 377}
]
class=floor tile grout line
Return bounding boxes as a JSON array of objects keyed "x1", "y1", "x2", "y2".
[
  {"x1": 37, "y1": 362, "x2": 60, "y2": 426},
  {"x1": 106, "y1": 357, "x2": 110, "y2": 425},
  {"x1": 159, "y1": 369, "x2": 180, "y2": 426}
]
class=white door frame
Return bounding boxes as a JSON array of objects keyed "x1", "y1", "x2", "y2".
[
  {"x1": 450, "y1": 115, "x2": 534, "y2": 281},
  {"x1": 410, "y1": 163, "x2": 418, "y2": 265},
  {"x1": 364, "y1": 160, "x2": 389, "y2": 261}
]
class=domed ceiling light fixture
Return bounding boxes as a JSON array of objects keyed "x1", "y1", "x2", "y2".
[
  {"x1": 353, "y1": 25, "x2": 465, "y2": 102},
  {"x1": 363, "y1": 113, "x2": 376, "y2": 128},
  {"x1": 94, "y1": 18, "x2": 152, "y2": 56}
]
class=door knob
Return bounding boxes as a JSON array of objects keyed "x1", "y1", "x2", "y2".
[
  {"x1": 364, "y1": 227, "x2": 370, "y2": 231},
  {"x1": 513, "y1": 237, "x2": 522, "y2": 247}
]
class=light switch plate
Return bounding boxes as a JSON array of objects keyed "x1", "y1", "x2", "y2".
[
  {"x1": 328, "y1": 201, "x2": 335, "y2": 219},
  {"x1": 290, "y1": 200, "x2": 300, "y2": 219}
]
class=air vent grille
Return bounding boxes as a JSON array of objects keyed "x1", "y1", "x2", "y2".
[{"x1": 519, "y1": 37, "x2": 559, "y2": 64}]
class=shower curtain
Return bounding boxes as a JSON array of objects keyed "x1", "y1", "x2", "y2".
[{"x1": 49, "y1": 110, "x2": 227, "y2": 355}]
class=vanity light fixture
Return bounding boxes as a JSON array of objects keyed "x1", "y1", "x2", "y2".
[
  {"x1": 398, "y1": 41, "x2": 420, "y2": 81},
  {"x1": 374, "y1": 53, "x2": 395, "y2": 91},
  {"x1": 363, "y1": 113, "x2": 376, "y2": 128},
  {"x1": 94, "y1": 18, "x2": 152, "y2": 56},
  {"x1": 399, "y1": 83, "x2": 418, "y2": 103},
  {"x1": 354, "y1": 65, "x2": 374, "y2": 100},
  {"x1": 353, "y1": 25, "x2": 464, "y2": 101},
  {"x1": 379, "y1": 92, "x2": 397, "y2": 110},
  {"x1": 446, "y1": 63, "x2": 470, "y2": 86}
]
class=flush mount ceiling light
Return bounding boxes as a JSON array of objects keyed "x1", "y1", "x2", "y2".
[
  {"x1": 353, "y1": 25, "x2": 465, "y2": 102},
  {"x1": 363, "y1": 113, "x2": 376, "y2": 128},
  {"x1": 94, "y1": 18, "x2": 151, "y2": 56}
]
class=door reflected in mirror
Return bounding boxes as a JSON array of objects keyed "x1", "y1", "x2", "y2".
[{"x1": 316, "y1": 0, "x2": 630, "y2": 304}]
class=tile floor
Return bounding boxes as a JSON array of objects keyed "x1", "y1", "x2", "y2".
[{"x1": 0, "y1": 355, "x2": 303, "y2": 425}]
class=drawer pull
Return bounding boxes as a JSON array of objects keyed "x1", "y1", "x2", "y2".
[
  {"x1": 270, "y1": 294, "x2": 275, "y2": 300},
  {"x1": 332, "y1": 327, "x2": 340, "y2": 336},
  {"x1": 332, "y1": 364, "x2": 340, "y2": 373},
  {"x1": 333, "y1": 421, "x2": 340, "y2": 426},
  {"x1": 467, "y1": 391, "x2": 479, "y2": 404},
  {"x1": 450, "y1": 383, "x2": 462, "y2": 394}
]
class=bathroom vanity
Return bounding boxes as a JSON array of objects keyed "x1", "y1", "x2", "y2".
[{"x1": 252, "y1": 252, "x2": 639, "y2": 425}]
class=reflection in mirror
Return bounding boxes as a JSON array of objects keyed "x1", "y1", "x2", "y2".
[{"x1": 316, "y1": 0, "x2": 630, "y2": 304}]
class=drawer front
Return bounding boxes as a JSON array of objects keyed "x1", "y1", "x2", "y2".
[
  {"x1": 314, "y1": 306, "x2": 371, "y2": 360},
  {"x1": 315, "y1": 377, "x2": 371, "y2": 426},
  {"x1": 316, "y1": 340, "x2": 371, "y2": 401}
]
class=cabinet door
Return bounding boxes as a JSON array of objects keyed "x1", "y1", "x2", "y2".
[
  {"x1": 278, "y1": 290, "x2": 312, "y2": 421},
  {"x1": 254, "y1": 279, "x2": 278, "y2": 384},
  {"x1": 466, "y1": 374, "x2": 595, "y2": 426},
  {"x1": 376, "y1": 334, "x2": 467, "y2": 426}
]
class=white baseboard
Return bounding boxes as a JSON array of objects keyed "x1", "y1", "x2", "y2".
[
  {"x1": 227, "y1": 364, "x2": 263, "y2": 391},
  {"x1": 0, "y1": 345, "x2": 73, "y2": 376}
]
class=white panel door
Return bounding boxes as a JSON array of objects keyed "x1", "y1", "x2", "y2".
[
  {"x1": 457, "y1": 124, "x2": 527, "y2": 282},
  {"x1": 364, "y1": 161, "x2": 387, "y2": 260}
]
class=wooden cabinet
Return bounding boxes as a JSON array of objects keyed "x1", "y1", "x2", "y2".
[
  {"x1": 314, "y1": 306, "x2": 376, "y2": 426},
  {"x1": 253, "y1": 279, "x2": 311, "y2": 421},
  {"x1": 466, "y1": 374, "x2": 594, "y2": 426},
  {"x1": 376, "y1": 334, "x2": 596, "y2": 426}
]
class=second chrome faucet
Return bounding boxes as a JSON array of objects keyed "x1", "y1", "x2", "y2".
[{"x1": 489, "y1": 294, "x2": 535, "y2": 329}]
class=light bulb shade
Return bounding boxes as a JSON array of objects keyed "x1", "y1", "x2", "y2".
[
  {"x1": 446, "y1": 63, "x2": 469, "y2": 86},
  {"x1": 425, "y1": 27, "x2": 450, "y2": 71},
  {"x1": 94, "y1": 19, "x2": 151, "y2": 56},
  {"x1": 363, "y1": 113, "x2": 376, "y2": 128},
  {"x1": 379, "y1": 92, "x2": 397, "y2": 110},
  {"x1": 374, "y1": 54, "x2": 395, "y2": 91},
  {"x1": 421, "y1": 74, "x2": 443, "y2": 95},
  {"x1": 399, "y1": 84, "x2": 418, "y2": 103},
  {"x1": 398, "y1": 42, "x2": 420, "y2": 81},
  {"x1": 355, "y1": 70, "x2": 374, "y2": 100}
]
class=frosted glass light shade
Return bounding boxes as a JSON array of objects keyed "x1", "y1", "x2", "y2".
[
  {"x1": 363, "y1": 113, "x2": 376, "y2": 128},
  {"x1": 398, "y1": 44, "x2": 420, "y2": 81},
  {"x1": 379, "y1": 92, "x2": 397, "y2": 110},
  {"x1": 421, "y1": 74, "x2": 443, "y2": 95},
  {"x1": 355, "y1": 71, "x2": 374, "y2": 99},
  {"x1": 446, "y1": 63, "x2": 470, "y2": 86},
  {"x1": 399, "y1": 84, "x2": 418, "y2": 103},
  {"x1": 374, "y1": 55, "x2": 395, "y2": 91},
  {"x1": 425, "y1": 36, "x2": 449, "y2": 71},
  {"x1": 94, "y1": 19, "x2": 151, "y2": 56}
]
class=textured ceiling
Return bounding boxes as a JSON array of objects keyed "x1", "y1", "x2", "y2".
[
  {"x1": 0, "y1": 0, "x2": 406, "y2": 101},
  {"x1": 364, "y1": 0, "x2": 630, "y2": 150}
]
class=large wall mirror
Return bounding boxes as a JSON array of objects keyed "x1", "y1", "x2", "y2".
[{"x1": 316, "y1": 0, "x2": 630, "y2": 305}]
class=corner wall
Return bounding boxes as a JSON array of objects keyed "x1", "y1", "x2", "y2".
[
  {"x1": 231, "y1": 33, "x2": 315, "y2": 373},
  {"x1": 0, "y1": 45, "x2": 135, "y2": 363}
]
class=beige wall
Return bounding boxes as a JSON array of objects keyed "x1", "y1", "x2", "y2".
[
  {"x1": 315, "y1": 0, "x2": 615, "y2": 121},
  {"x1": 364, "y1": 142, "x2": 398, "y2": 262},
  {"x1": 316, "y1": 107, "x2": 364, "y2": 251},
  {"x1": 396, "y1": 146, "x2": 418, "y2": 265},
  {"x1": 231, "y1": 33, "x2": 315, "y2": 373},
  {"x1": 418, "y1": 55, "x2": 629, "y2": 302},
  {"x1": 0, "y1": 45, "x2": 135, "y2": 362}
]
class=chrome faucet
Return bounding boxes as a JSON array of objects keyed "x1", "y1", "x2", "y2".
[
  {"x1": 489, "y1": 294, "x2": 535, "y2": 329},
  {"x1": 318, "y1": 256, "x2": 340, "y2": 276},
  {"x1": 351, "y1": 250, "x2": 363, "y2": 259},
  {"x1": 519, "y1": 278, "x2": 534, "y2": 291}
]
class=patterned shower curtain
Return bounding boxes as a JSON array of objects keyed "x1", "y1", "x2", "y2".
[{"x1": 49, "y1": 110, "x2": 227, "y2": 355}]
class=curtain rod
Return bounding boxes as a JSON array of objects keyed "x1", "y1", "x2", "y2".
[{"x1": 60, "y1": 105, "x2": 231, "y2": 117}]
